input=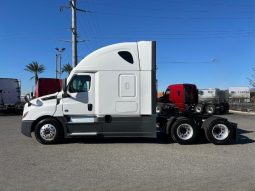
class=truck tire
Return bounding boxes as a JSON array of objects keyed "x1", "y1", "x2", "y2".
[
  {"x1": 224, "y1": 103, "x2": 229, "y2": 114},
  {"x1": 202, "y1": 117, "x2": 233, "y2": 145},
  {"x1": 195, "y1": 104, "x2": 203, "y2": 114},
  {"x1": 171, "y1": 117, "x2": 199, "y2": 144},
  {"x1": 205, "y1": 104, "x2": 215, "y2": 115},
  {"x1": 34, "y1": 118, "x2": 63, "y2": 144}
]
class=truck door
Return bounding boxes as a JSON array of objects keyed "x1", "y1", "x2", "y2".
[
  {"x1": 170, "y1": 85, "x2": 185, "y2": 112},
  {"x1": 62, "y1": 73, "x2": 98, "y2": 134}
]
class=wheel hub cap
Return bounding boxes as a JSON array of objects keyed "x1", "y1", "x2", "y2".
[
  {"x1": 212, "y1": 124, "x2": 229, "y2": 140},
  {"x1": 177, "y1": 124, "x2": 194, "y2": 140},
  {"x1": 40, "y1": 124, "x2": 57, "y2": 141}
]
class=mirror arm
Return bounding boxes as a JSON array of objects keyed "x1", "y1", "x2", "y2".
[{"x1": 24, "y1": 94, "x2": 32, "y2": 106}]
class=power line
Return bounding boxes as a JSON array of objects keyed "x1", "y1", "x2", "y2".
[
  {"x1": 94, "y1": 11, "x2": 253, "y2": 21},
  {"x1": 91, "y1": 33, "x2": 255, "y2": 41}
]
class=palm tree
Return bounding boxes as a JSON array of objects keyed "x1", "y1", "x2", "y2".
[
  {"x1": 24, "y1": 61, "x2": 46, "y2": 85},
  {"x1": 62, "y1": 63, "x2": 73, "y2": 75}
]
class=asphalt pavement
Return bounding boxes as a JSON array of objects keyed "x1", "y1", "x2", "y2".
[{"x1": 0, "y1": 113, "x2": 254, "y2": 191}]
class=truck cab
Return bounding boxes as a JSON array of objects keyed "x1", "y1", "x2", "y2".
[
  {"x1": 158, "y1": 84, "x2": 198, "y2": 112},
  {"x1": 35, "y1": 78, "x2": 62, "y2": 98},
  {"x1": 21, "y1": 41, "x2": 157, "y2": 144}
]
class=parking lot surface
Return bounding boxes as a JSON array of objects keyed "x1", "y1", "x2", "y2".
[{"x1": 0, "y1": 113, "x2": 254, "y2": 191}]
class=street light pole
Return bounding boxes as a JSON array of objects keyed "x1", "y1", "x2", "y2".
[
  {"x1": 55, "y1": 48, "x2": 66, "y2": 79},
  {"x1": 55, "y1": 54, "x2": 58, "y2": 79}
]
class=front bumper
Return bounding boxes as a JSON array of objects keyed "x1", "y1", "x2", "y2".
[{"x1": 21, "y1": 120, "x2": 33, "y2": 137}]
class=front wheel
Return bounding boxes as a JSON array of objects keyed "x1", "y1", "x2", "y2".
[
  {"x1": 171, "y1": 117, "x2": 199, "y2": 144},
  {"x1": 34, "y1": 118, "x2": 63, "y2": 144}
]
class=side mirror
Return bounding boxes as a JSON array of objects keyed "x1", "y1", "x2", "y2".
[
  {"x1": 62, "y1": 78, "x2": 67, "y2": 93},
  {"x1": 62, "y1": 78, "x2": 69, "y2": 98},
  {"x1": 24, "y1": 94, "x2": 32, "y2": 106}
]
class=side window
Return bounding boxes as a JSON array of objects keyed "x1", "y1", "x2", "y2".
[
  {"x1": 69, "y1": 75, "x2": 91, "y2": 93},
  {"x1": 118, "y1": 51, "x2": 134, "y2": 64},
  {"x1": 165, "y1": 89, "x2": 170, "y2": 95},
  {"x1": 198, "y1": 91, "x2": 203, "y2": 95}
]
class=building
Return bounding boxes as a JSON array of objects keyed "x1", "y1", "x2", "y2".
[{"x1": 228, "y1": 87, "x2": 250, "y2": 103}]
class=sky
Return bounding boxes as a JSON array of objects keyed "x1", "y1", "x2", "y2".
[{"x1": 0, "y1": 0, "x2": 255, "y2": 94}]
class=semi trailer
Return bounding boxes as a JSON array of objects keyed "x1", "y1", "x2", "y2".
[
  {"x1": 158, "y1": 84, "x2": 229, "y2": 115},
  {"x1": 0, "y1": 78, "x2": 23, "y2": 113},
  {"x1": 21, "y1": 41, "x2": 236, "y2": 145}
]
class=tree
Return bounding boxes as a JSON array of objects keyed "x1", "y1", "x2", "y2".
[
  {"x1": 248, "y1": 67, "x2": 255, "y2": 87},
  {"x1": 24, "y1": 61, "x2": 46, "y2": 85},
  {"x1": 62, "y1": 63, "x2": 73, "y2": 75}
]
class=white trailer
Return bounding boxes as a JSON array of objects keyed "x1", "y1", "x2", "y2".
[
  {"x1": 21, "y1": 41, "x2": 236, "y2": 145},
  {"x1": 0, "y1": 78, "x2": 22, "y2": 112}
]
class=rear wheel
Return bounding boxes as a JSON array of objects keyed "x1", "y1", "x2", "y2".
[
  {"x1": 205, "y1": 104, "x2": 215, "y2": 115},
  {"x1": 34, "y1": 118, "x2": 63, "y2": 144},
  {"x1": 195, "y1": 104, "x2": 203, "y2": 114},
  {"x1": 223, "y1": 103, "x2": 229, "y2": 114},
  {"x1": 171, "y1": 117, "x2": 199, "y2": 144},
  {"x1": 203, "y1": 117, "x2": 233, "y2": 145}
]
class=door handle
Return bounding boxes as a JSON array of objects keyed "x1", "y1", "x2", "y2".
[{"x1": 88, "y1": 103, "x2": 93, "y2": 111}]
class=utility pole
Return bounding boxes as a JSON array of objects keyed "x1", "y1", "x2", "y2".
[
  {"x1": 71, "y1": 0, "x2": 78, "y2": 67},
  {"x1": 61, "y1": 1, "x2": 90, "y2": 67}
]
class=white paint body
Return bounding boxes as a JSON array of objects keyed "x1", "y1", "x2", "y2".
[
  {"x1": 22, "y1": 41, "x2": 156, "y2": 137},
  {"x1": 198, "y1": 88, "x2": 226, "y2": 103}
]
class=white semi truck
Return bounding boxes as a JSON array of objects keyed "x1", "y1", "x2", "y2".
[{"x1": 21, "y1": 41, "x2": 236, "y2": 145}]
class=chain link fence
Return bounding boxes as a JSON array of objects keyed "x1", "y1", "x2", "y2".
[{"x1": 229, "y1": 103, "x2": 255, "y2": 112}]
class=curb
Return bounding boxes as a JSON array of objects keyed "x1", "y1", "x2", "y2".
[{"x1": 229, "y1": 110, "x2": 255, "y2": 115}]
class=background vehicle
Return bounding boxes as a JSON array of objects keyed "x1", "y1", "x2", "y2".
[
  {"x1": 198, "y1": 88, "x2": 229, "y2": 114},
  {"x1": 35, "y1": 78, "x2": 62, "y2": 98},
  {"x1": 0, "y1": 78, "x2": 23, "y2": 113},
  {"x1": 158, "y1": 84, "x2": 229, "y2": 115},
  {"x1": 21, "y1": 41, "x2": 236, "y2": 145}
]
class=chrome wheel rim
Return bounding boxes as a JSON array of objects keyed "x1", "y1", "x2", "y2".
[
  {"x1": 177, "y1": 123, "x2": 194, "y2": 140},
  {"x1": 207, "y1": 106, "x2": 214, "y2": 114},
  {"x1": 212, "y1": 124, "x2": 229, "y2": 140},
  {"x1": 196, "y1": 106, "x2": 202, "y2": 113},
  {"x1": 40, "y1": 124, "x2": 57, "y2": 141}
]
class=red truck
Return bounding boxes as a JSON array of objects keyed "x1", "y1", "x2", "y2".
[
  {"x1": 158, "y1": 84, "x2": 229, "y2": 115},
  {"x1": 35, "y1": 78, "x2": 62, "y2": 98}
]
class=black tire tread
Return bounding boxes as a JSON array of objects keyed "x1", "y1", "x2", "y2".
[
  {"x1": 170, "y1": 117, "x2": 199, "y2": 145},
  {"x1": 202, "y1": 117, "x2": 233, "y2": 145},
  {"x1": 34, "y1": 118, "x2": 63, "y2": 144}
]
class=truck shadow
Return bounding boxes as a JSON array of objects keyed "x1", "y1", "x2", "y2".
[
  {"x1": 63, "y1": 128, "x2": 255, "y2": 145},
  {"x1": 234, "y1": 128, "x2": 255, "y2": 145}
]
